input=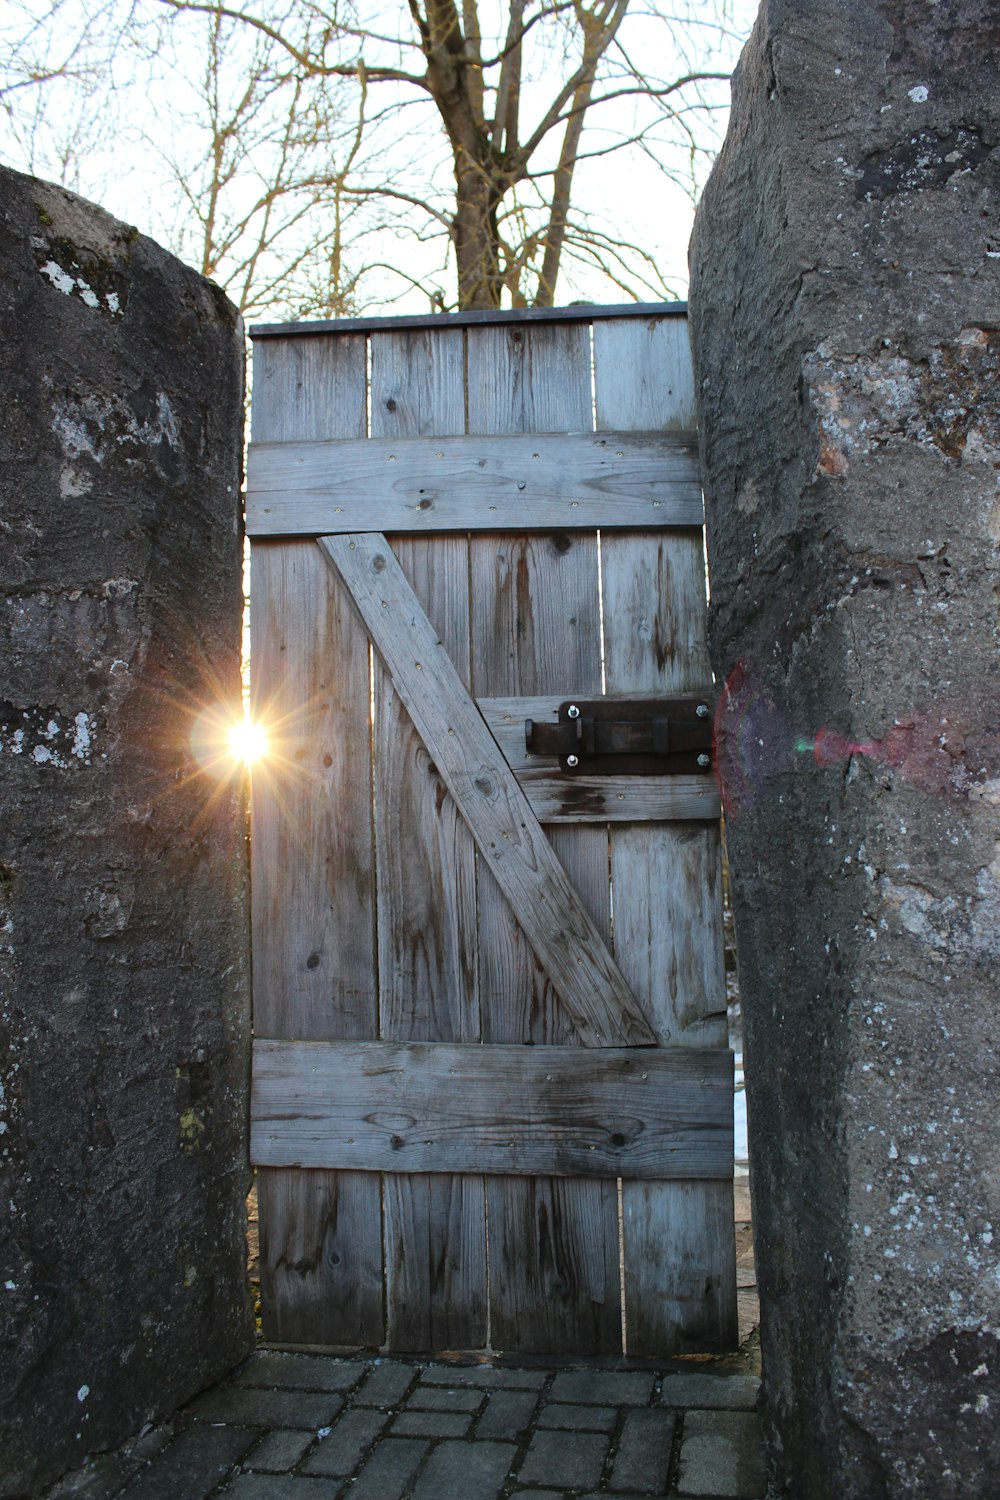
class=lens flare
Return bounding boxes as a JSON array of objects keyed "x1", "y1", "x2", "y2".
[{"x1": 228, "y1": 717, "x2": 268, "y2": 766}]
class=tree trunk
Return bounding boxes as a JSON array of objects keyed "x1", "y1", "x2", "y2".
[{"x1": 453, "y1": 151, "x2": 505, "y2": 308}]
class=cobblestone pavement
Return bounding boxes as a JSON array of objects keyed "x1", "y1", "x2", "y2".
[{"x1": 45, "y1": 1353, "x2": 766, "y2": 1500}]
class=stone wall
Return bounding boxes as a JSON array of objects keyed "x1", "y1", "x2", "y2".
[
  {"x1": 0, "y1": 168, "x2": 253, "y2": 1497},
  {"x1": 689, "y1": 3, "x2": 1000, "y2": 1496}
]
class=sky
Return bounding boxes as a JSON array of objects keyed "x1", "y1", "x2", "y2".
[{"x1": 0, "y1": 0, "x2": 760, "y2": 318}]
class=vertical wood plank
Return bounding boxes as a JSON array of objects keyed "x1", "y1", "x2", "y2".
[
  {"x1": 468, "y1": 321, "x2": 622, "y2": 1355},
  {"x1": 251, "y1": 334, "x2": 384, "y2": 1345},
  {"x1": 369, "y1": 328, "x2": 487, "y2": 1350},
  {"x1": 594, "y1": 316, "x2": 736, "y2": 1355}
]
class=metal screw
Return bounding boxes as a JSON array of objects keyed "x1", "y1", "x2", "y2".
[
  {"x1": 568, "y1": 704, "x2": 580, "y2": 719},
  {"x1": 517, "y1": 480, "x2": 526, "y2": 490},
  {"x1": 697, "y1": 753, "x2": 711, "y2": 768},
  {"x1": 566, "y1": 754, "x2": 579, "y2": 768},
  {"x1": 696, "y1": 703, "x2": 710, "y2": 718}
]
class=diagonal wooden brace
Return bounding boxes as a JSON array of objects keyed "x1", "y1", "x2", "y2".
[{"x1": 319, "y1": 532, "x2": 656, "y2": 1048}]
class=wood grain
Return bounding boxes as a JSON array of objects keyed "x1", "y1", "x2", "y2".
[
  {"x1": 250, "y1": 332, "x2": 384, "y2": 1346},
  {"x1": 246, "y1": 430, "x2": 702, "y2": 535},
  {"x1": 467, "y1": 320, "x2": 623, "y2": 1355},
  {"x1": 319, "y1": 531, "x2": 654, "y2": 1050},
  {"x1": 593, "y1": 316, "x2": 737, "y2": 1357},
  {"x1": 251, "y1": 1039, "x2": 733, "y2": 1178},
  {"x1": 369, "y1": 326, "x2": 487, "y2": 1351}
]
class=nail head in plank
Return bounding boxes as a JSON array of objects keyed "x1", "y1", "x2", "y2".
[{"x1": 251, "y1": 1039, "x2": 734, "y2": 1179}]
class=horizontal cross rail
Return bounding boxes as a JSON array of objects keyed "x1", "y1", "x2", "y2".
[
  {"x1": 251, "y1": 1039, "x2": 734, "y2": 1179},
  {"x1": 247, "y1": 431, "x2": 702, "y2": 536}
]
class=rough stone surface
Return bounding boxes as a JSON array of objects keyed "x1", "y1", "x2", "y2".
[
  {"x1": 689, "y1": 5, "x2": 1000, "y2": 1497},
  {"x1": 0, "y1": 166, "x2": 251, "y2": 1498}
]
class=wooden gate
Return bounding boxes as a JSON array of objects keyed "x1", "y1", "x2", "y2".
[{"x1": 246, "y1": 303, "x2": 736, "y2": 1357}]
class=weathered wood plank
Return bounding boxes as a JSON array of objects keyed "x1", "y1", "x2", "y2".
[
  {"x1": 479, "y1": 696, "x2": 720, "y2": 822},
  {"x1": 246, "y1": 431, "x2": 702, "y2": 535},
  {"x1": 621, "y1": 1181, "x2": 738, "y2": 1354},
  {"x1": 257, "y1": 1167, "x2": 384, "y2": 1347},
  {"x1": 382, "y1": 1175, "x2": 487, "y2": 1350},
  {"x1": 594, "y1": 315, "x2": 737, "y2": 1357},
  {"x1": 251, "y1": 332, "x2": 384, "y2": 1346},
  {"x1": 370, "y1": 325, "x2": 487, "y2": 1352},
  {"x1": 467, "y1": 319, "x2": 623, "y2": 1356},
  {"x1": 318, "y1": 531, "x2": 655, "y2": 1050},
  {"x1": 251, "y1": 1039, "x2": 734, "y2": 1179},
  {"x1": 591, "y1": 314, "x2": 697, "y2": 435}
]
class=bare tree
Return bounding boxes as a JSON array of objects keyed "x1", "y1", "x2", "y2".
[{"x1": 0, "y1": 0, "x2": 751, "y2": 313}]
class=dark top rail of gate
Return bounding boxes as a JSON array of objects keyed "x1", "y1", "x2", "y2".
[{"x1": 250, "y1": 299, "x2": 687, "y2": 340}]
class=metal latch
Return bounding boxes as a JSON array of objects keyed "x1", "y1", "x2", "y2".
[{"x1": 524, "y1": 698, "x2": 713, "y2": 776}]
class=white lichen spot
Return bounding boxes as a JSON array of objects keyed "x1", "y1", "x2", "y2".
[
  {"x1": 77, "y1": 1385, "x2": 90, "y2": 1403},
  {"x1": 60, "y1": 466, "x2": 93, "y2": 499},
  {"x1": 76, "y1": 282, "x2": 99, "y2": 310},
  {"x1": 32, "y1": 745, "x2": 52, "y2": 764},
  {"x1": 976, "y1": 1394, "x2": 990, "y2": 1414},
  {"x1": 39, "y1": 260, "x2": 76, "y2": 295},
  {"x1": 908, "y1": 84, "x2": 929, "y2": 103},
  {"x1": 106, "y1": 291, "x2": 121, "y2": 314},
  {"x1": 45, "y1": 721, "x2": 59, "y2": 738},
  {"x1": 888, "y1": 1141, "x2": 899, "y2": 1160},
  {"x1": 11, "y1": 730, "x2": 23, "y2": 755},
  {"x1": 72, "y1": 713, "x2": 92, "y2": 761},
  {"x1": 4, "y1": 1280, "x2": 15, "y2": 1291}
]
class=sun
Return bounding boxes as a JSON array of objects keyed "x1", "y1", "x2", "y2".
[{"x1": 228, "y1": 716, "x2": 269, "y2": 766}]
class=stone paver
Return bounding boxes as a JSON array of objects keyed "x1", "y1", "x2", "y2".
[
  {"x1": 421, "y1": 1364, "x2": 547, "y2": 1389},
  {"x1": 300, "y1": 1406, "x2": 386, "y2": 1476},
  {"x1": 549, "y1": 1370, "x2": 655, "y2": 1406},
  {"x1": 353, "y1": 1361, "x2": 418, "y2": 1406},
  {"x1": 186, "y1": 1386, "x2": 343, "y2": 1429},
  {"x1": 116, "y1": 1425, "x2": 256, "y2": 1500},
  {"x1": 392, "y1": 1408, "x2": 473, "y2": 1438},
  {"x1": 537, "y1": 1401, "x2": 617, "y2": 1431},
  {"x1": 243, "y1": 1429, "x2": 315, "y2": 1473},
  {"x1": 611, "y1": 1408, "x2": 676, "y2": 1494},
  {"x1": 677, "y1": 1410, "x2": 767, "y2": 1499},
  {"x1": 44, "y1": 1354, "x2": 769, "y2": 1500},
  {"x1": 518, "y1": 1428, "x2": 610, "y2": 1489},
  {"x1": 409, "y1": 1439, "x2": 515, "y2": 1500},
  {"x1": 408, "y1": 1384, "x2": 485, "y2": 1411},
  {"x1": 349, "y1": 1437, "x2": 428, "y2": 1500},
  {"x1": 218, "y1": 1477, "x2": 337, "y2": 1499},
  {"x1": 235, "y1": 1352, "x2": 366, "y2": 1392},
  {"x1": 474, "y1": 1389, "x2": 539, "y2": 1439},
  {"x1": 661, "y1": 1374, "x2": 760, "y2": 1412}
]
